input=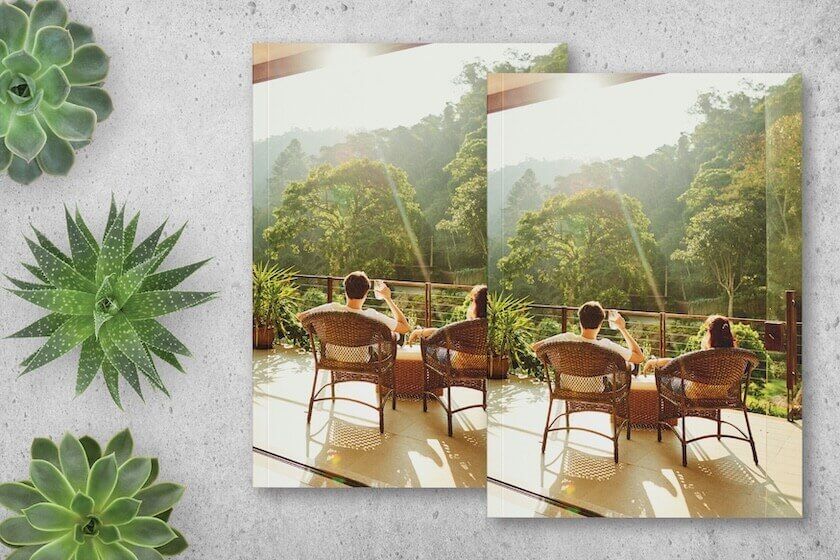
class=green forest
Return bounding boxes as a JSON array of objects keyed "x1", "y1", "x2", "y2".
[
  {"x1": 495, "y1": 74, "x2": 802, "y2": 320},
  {"x1": 252, "y1": 45, "x2": 568, "y2": 285}
]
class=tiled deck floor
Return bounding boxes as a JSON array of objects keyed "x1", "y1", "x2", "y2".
[
  {"x1": 488, "y1": 376, "x2": 802, "y2": 518},
  {"x1": 253, "y1": 347, "x2": 486, "y2": 488}
]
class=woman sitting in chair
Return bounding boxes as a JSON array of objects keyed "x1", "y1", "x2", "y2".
[
  {"x1": 407, "y1": 284, "x2": 487, "y2": 345},
  {"x1": 643, "y1": 314, "x2": 737, "y2": 374}
]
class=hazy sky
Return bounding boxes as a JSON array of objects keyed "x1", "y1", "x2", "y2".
[
  {"x1": 487, "y1": 73, "x2": 793, "y2": 171},
  {"x1": 253, "y1": 43, "x2": 559, "y2": 141}
]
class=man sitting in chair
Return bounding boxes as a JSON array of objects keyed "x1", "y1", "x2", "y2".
[
  {"x1": 535, "y1": 301, "x2": 645, "y2": 391},
  {"x1": 297, "y1": 270, "x2": 411, "y2": 336}
]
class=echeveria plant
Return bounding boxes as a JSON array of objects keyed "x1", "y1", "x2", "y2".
[
  {"x1": 1, "y1": 0, "x2": 112, "y2": 184},
  {"x1": 6, "y1": 198, "x2": 215, "y2": 408},
  {"x1": 0, "y1": 430, "x2": 187, "y2": 559}
]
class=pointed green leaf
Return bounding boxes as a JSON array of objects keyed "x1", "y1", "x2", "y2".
[
  {"x1": 65, "y1": 208, "x2": 97, "y2": 280},
  {"x1": 118, "y1": 517, "x2": 175, "y2": 548},
  {"x1": 36, "y1": 64, "x2": 71, "y2": 107},
  {"x1": 135, "y1": 484, "x2": 184, "y2": 517},
  {"x1": 123, "y1": 222, "x2": 165, "y2": 270},
  {"x1": 110, "y1": 458, "x2": 152, "y2": 502},
  {"x1": 102, "y1": 315, "x2": 156, "y2": 376},
  {"x1": 35, "y1": 119, "x2": 74, "y2": 176},
  {"x1": 4, "y1": 275, "x2": 52, "y2": 291},
  {"x1": 145, "y1": 459, "x2": 159, "y2": 489},
  {"x1": 21, "y1": 315, "x2": 94, "y2": 374},
  {"x1": 78, "y1": 436, "x2": 102, "y2": 467},
  {"x1": 124, "y1": 213, "x2": 139, "y2": 256},
  {"x1": 26, "y1": 0, "x2": 68, "y2": 50},
  {"x1": 0, "y1": 516, "x2": 64, "y2": 546},
  {"x1": 7, "y1": 313, "x2": 70, "y2": 339},
  {"x1": 66, "y1": 86, "x2": 113, "y2": 122},
  {"x1": 130, "y1": 320, "x2": 190, "y2": 356},
  {"x1": 31, "y1": 439, "x2": 59, "y2": 468},
  {"x1": 26, "y1": 238, "x2": 96, "y2": 292},
  {"x1": 104, "y1": 430, "x2": 134, "y2": 466},
  {"x1": 148, "y1": 225, "x2": 186, "y2": 274},
  {"x1": 62, "y1": 44, "x2": 109, "y2": 85},
  {"x1": 99, "y1": 524, "x2": 121, "y2": 544},
  {"x1": 38, "y1": 102, "x2": 96, "y2": 142},
  {"x1": 122, "y1": 291, "x2": 215, "y2": 320},
  {"x1": 0, "y1": 140, "x2": 12, "y2": 172},
  {"x1": 2, "y1": 50, "x2": 40, "y2": 75},
  {"x1": 148, "y1": 348, "x2": 184, "y2": 374},
  {"x1": 30, "y1": 460, "x2": 74, "y2": 508},
  {"x1": 127, "y1": 544, "x2": 164, "y2": 560},
  {"x1": 8, "y1": 289, "x2": 94, "y2": 315},
  {"x1": 101, "y1": 497, "x2": 141, "y2": 526},
  {"x1": 32, "y1": 26, "x2": 73, "y2": 68},
  {"x1": 76, "y1": 337, "x2": 104, "y2": 395},
  {"x1": 74, "y1": 209, "x2": 99, "y2": 254},
  {"x1": 22, "y1": 502, "x2": 79, "y2": 531},
  {"x1": 114, "y1": 259, "x2": 158, "y2": 307},
  {"x1": 30, "y1": 226, "x2": 71, "y2": 264},
  {"x1": 58, "y1": 434, "x2": 89, "y2": 491},
  {"x1": 7, "y1": 545, "x2": 41, "y2": 560},
  {"x1": 86, "y1": 454, "x2": 118, "y2": 508},
  {"x1": 154, "y1": 527, "x2": 187, "y2": 556},
  {"x1": 66, "y1": 22, "x2": 93, "y2": 47},
  {"x1": 97, "y1": 211, "x2": 124, "y2": 284},
  {"x1": 99, "y1": 328, "x2": 144, "y2": 400},
  {"x1": 29, "y1": 531, "x2": 78, "y2": 560},
  {"x1": 5, "y1": 113, "x2": 46, "y2": 162},
  {"x1": 93, "y1": 540, "x2": 136, "y2": 560},
  {"x1": 154, "y1": 509, "x2": 171, "y2": 523},
  {"x1": 101, "y1": 360, "x2": 122, "y2": 409},
  {"x1": 140, "y1": 259, "x2": 211, "y2": 292},
  {"x1": 69, "y1": 492, "x2": 93, "y2": 517},
  {"x1": 94, "y1": 308, "x2": 114, "y2": 338},
  {"x1": 0, "y1": 3, "x2": 29, "y2": 51},
  {"x1": 0, "y1": 482, "x2": 46, "y2": 513},
  {"x1": 22, "y1": 263, "x2": 49, "y2": 284},
  {"x1": 7, "y1": 155, "x2": 43, "y2": 184}
]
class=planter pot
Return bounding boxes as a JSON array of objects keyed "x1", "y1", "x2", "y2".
[
  {"x1": 253, "y1": 325, "x2": 276, "y2": 349},
  {"x1": 488, "y1": 355, "x2": 510, "y2": 380}
]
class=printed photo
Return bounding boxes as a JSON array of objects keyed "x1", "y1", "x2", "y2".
[
  {"x1": 485, "y1": 73, "x2": 802, "y2": 516},
  {"x1": 251, "y1": 43, "x2": 568, "y2": 488}
]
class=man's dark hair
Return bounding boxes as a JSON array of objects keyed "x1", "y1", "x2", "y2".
[
  {"x1": 578, "y1": 301, "x2": 605, "y2": 330},
  {"x1": 344, "y1": 271, "x2": 371, "y2": 300}
]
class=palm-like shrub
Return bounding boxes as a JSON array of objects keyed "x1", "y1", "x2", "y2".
[
  {"x1": 488, "y1": 293, "x2": 538, "y2": 373},
  {"x1": 0, "y1": 430, "x2": 187, "y2": 559},
  {"x1": 6, "y1": 198, "x2": 214, "y2": 408},
  {"x1": 251, "y1": 263, "x2": 306, "y2": 347},
  {"x1": 1, "y1": 0, "x2": 112, "y2": 184}
]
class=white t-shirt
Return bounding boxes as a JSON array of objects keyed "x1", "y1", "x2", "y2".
[
  {"x1": 540, "y1": 332, "x2": 632, "y2": 392},
  {"x1": 304, "y1": 302, "x2": 399, "y2": 332}
]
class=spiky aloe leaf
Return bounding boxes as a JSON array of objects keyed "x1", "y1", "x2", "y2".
[
  {"x1": 4, "y1": 199, "x2": 214, "y2": 407},
  {"x1": 1, "y1": 0, "x2": 111, "y2": 185}
]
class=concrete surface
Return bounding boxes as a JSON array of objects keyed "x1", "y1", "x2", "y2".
[{"x1": 0, "y1": 0, "x2": 834, "y2": 558}]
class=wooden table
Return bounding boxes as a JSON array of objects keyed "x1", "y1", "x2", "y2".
[{"x1": 393, "y1": 346, "x2": 441, "y2": 399}]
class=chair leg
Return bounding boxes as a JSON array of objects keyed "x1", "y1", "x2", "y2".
[
  {"x1": 717, "y1": 409, "x2": 722, "y2": 440},
  {"x1": 541, "y1": 399, "x2": 553, "y2": 454},
  {"x1": 565, "y1": 402, "x2": 570, "y2": 429},
  {"x1": 422, "y1": 371, "x2": 428, "y2": 412},
  {"x1": 743, "y1": 406, "x2": 759, "y2": 465},
  {"x1": 656, "y1": 396, "x2": 662, "y2": 442},
  {"x1": 392, "y1": 386, "x2": 397, "y2": 410},
  {"x1": 626, "y1": 397, "x2": 632, "y2": 441},
  {"x1": 681, "y1": 411, "x2": 688, "y2": 467},
  {"x1": 307, "y1": 368, "x2": 320, "y2": 424},
  {"x1": 446, "y1": 385, "x2": 453, "y2": 437},
  {"x1": 482, "y1": 379, "x2": 487, "y2": 410},
  {"x1": 612, "y1": 410, "x2": 619, "y2": 463}
]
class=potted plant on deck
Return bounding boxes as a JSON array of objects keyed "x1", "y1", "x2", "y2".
[
  {"x1": 487, "y1": 294, "x2": 536, "y2": 379},
  {"x1": 252, "y1": 263, "x2": 301, "y2": 349}
]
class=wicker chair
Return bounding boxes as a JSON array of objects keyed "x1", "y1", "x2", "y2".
[
  {"x1": 420, "y1": 318, "x2": 489, "y2": 437},
  {"x1": 300, "y1": 310, "x2": 397, "y2": 434},
  {"x1": 655, "y1": 348, "x2": 759, "y2": 467},
  {"x1": 533, "y1": 339, "x2": 632, "y2": 463}
]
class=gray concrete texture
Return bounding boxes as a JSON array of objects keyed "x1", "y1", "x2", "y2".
[{"x1": 0, "y1": 0, "x2": 835, "y2": 557}]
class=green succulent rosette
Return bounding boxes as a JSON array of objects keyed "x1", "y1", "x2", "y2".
[
  {"x1": 0, "y1": 430, "x2": 188, "y2": 559},
  {"x1": 1, "y1": 0, "x2": 112, "y2": 185},
  {"x1": 5, "y1": 197, "x2": 215, "y2": 408}
]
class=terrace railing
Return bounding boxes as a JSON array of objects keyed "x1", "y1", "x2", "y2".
[{"x1": 292, "y1": 275, "x2": 802, "y2": 420}]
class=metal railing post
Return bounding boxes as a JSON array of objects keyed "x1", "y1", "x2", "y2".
[
  {"x1": 561, "y1": 307, "x2": 568, "y2": 333},
  {"x1": 659, "y1": 312, "x2": 666, "y2": 358},
  {"x1": 785, "y1": 290, "x2": 798, "y2": 421},
  {"x1": 425, "y1": 282, "x2": 432, "y2": 328},
  {"x1": 326, "y1": 277, "x2": 334, "y2": 303}
]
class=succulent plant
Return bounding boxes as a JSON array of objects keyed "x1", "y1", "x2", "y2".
[
  {"x1": 1, "y1": 0, "x2": 112, "y2": 185},
  {"x1": 6, "y1": 197, "x2": 215, "y2": 408},
  {"x1": 0, "y1": 430, "x2": 188, "y2": 559}
]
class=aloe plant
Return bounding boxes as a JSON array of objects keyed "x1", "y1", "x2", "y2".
[
  {"x1": 1, "y1": 0, "x2": 112, "y2": 185},
  {"x1": 6, "y1": 197, "x2": 215, "y2": 408},
  {"x1": 0, "y1": 430, "x2": 187, "y2": 559}
]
